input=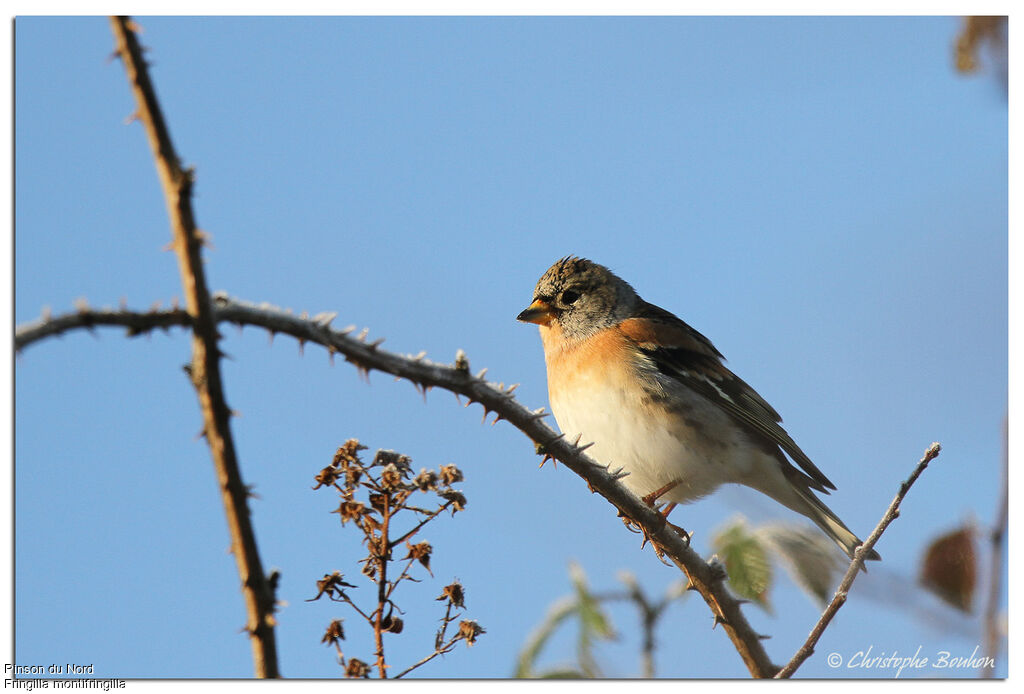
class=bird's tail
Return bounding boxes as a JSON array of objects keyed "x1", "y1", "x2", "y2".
[{"x1": 790, "y1": 484, "x2": 881, "y2": 563}]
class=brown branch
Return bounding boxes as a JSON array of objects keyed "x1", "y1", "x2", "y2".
[
  {"x1": 15, "y1": 296, "x2": 779, "y2": 677},
  {"x1": 373, "y1": 492, "x2": 392, "y2": 678},
  {"x1": 775, "y1": 442, "x2": 942, "y2": 679},
  {"x1": 981, "y1": 416, "x2": 1007, "y2": 677},
  {"x1": 108, "y1": 17, "x2": 279, "y2": 678},
  {"x1": 15, "y1": 304, "x2": 192, "y2": 349}
]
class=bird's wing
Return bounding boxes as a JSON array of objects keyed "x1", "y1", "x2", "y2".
[{"x1": 620, "y1": 301, "x2": 836, "y2": 493}]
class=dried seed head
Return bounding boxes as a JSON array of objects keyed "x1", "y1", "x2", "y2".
[
  {"x1": 413, "y1": 468, "x2": 439, "y2": 492},
  {"x1": 437, "y1": 581, "x2": 465, "y2": 608},
  {"x1": 380, "y1": 463, "x2": 403, "y2": 491},
  {"x1": 313, "y1": 466, "x2": 340, "y2": 490},
  {"x1": 405, "y1": 541, "x2": 433, "y2": 573},
  {"x1": 439, "y1": 463, "x2": 463, "y2": 486},
  {"x1": 332, "y1": 500, "x2": 368, "y2": 526},
  {"x1": 439, "y1": 490, "x2": 467, "y2": 513},
  {"x1": 373, "y1": 449, "x2": 413, "y2": 476},
  {"x1": 344, "y1": 465, "x2": 362, "y2": 488},
  {"x1": 321, "y1": 619, "x2": 345, "y2": 646},
  {"x1": 368, "y1": 493, "x2": 388, "y2": 513},
  {"x1": 333, "y1": 439, "x2": 367, "y2": 468},
  {"x1": 344, "y1": 658, "x2": 370, "y2": 679},
  {"x1": 381, "y1": 614, "x2": 404, "y2": 634},
  {"x1": 309, "y1": 572, "x2": 357, "y2": 601},
  {"x1": 457, "y1": 620, "x2": 485, "y2": 646}
]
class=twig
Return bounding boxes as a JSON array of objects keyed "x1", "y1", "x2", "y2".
[
  {"x1": 108, "y1": 17, "x2": 279, "y2": 677},
  {"x1": 392, "y1": 634, "x2": 460, "y2": 679},
  {"x1": 16, "y1": 297, "x2": 777, "y2": 677},
  {"x1": 981, "y1": 416, "x2": 1007, "y2": 677},
  {"x1": 775, "y1": 442, "x2": 942, "y2": 678},
  {"x1": 389, "y1": 500, "x2": 453, "y2": 549}
]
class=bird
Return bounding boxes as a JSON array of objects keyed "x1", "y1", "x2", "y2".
[{"x1": 517, "y1": 256, "x2": 879, "y2": 562}]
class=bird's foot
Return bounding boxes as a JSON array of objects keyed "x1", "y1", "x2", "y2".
[{"x1": 642, "y1": 479, "x2": 682, "y2": 507}]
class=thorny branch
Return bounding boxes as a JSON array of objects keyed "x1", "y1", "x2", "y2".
[
  {"x1": 16, "y1": 297, "x2": 777, "y2": 677},
  {"x1": 16, "y1": 297, "x2": 945, "y2": 677},
  {"x1": 774, "y1": 443, "x2": 943, "y2": 678},
  {"x1": 107, "y1": 17, "x2": 279, "y2": 677}
]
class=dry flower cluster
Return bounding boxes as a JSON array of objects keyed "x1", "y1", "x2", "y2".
[{"x1": 307, "y1": 439, "x2": 483, "y2": 678}]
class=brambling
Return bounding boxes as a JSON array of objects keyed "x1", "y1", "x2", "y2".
[{"x1": 518, "y1": 256, "x2": 879, "y2": 562}]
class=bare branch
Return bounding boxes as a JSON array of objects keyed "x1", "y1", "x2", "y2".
[
  {"x1": 775, "y1": 442, "x2": 942, "y2": 678},
  {"x1": 15, "y1": 305, "x2": 192, "y2": 348},
  {"x1": 16, "y1": 295, "x2": 778, "y2": 677},
  {"x1": 108, "y1": 17, "x2": 279, "y2": 678},
  {"x1": 981, "y1": 416, "x2": 1007, "y2": 677}
]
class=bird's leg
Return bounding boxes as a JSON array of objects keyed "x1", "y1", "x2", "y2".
[
  {"x1": 642, "y1": 479, "x2": 681, "y2": 508},
  {"x1": 641, "y1": 481, "x2": 690, "y2": 544}
]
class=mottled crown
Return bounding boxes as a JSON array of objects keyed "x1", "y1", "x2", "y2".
[{"x1": 531, "y1": 256, "x2": 639, "y2": 338}]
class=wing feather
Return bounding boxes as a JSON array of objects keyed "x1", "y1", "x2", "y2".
[{"x1": 621, "y1": 302, "x2": 836, "y2": 493}]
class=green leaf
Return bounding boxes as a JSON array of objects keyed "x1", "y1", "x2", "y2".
[
  {"x1": 514, "y1": 596, "x2": 578, "y2": 678},
  {"x1": 756, "y1": 523, "x2": 843, "y2": 606},
  {"x1": 713, "y1": 516, "x2": 774, "y2": 612},
  {"x1": 569, "y1": 562, "x2": 614, "y2": 677}
]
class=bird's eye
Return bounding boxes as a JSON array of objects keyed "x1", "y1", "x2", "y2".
[{"x1": 560, "y1": 289, "x2": 580, "y2": 305}]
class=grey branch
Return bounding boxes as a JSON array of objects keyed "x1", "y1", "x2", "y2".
[
  {"x1": 775, "y1": 442, "x2": 942, "y2": 679},
  {"x1": 15, "y1": 295, "x2": 778, "y2": 678}
]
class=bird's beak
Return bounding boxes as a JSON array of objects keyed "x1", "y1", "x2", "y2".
[{"x1": 517, "y1": 299, "x2": 555, "y2": 326}]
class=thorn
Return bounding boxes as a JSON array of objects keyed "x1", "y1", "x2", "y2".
[
  {"x1": 356, "y1": 328, "x2": 369, "y2": 342},
  {"x1": 505, "y1": 383, "x2": 520, "y2": 395},
  {"x1": 267, "y1": 330, "x2": 276, "y2": 345},
  {"x1": 118, "y1": 297, "x2": 127, "y2": 310},
  {"x1": 341, "y1": 325, "x2": 356, "y2": 335},
  {"x1": 41, "y1": 305, "x2": 52, "y2": 321},
  {"x1": 475, "y1": 367, "x2": 488, "y2": 380},
  {"x1": 161, "y1": 240, "x2": 174, "y2": 252},
  {"x1": 368, "y1": 337, "x2": 385, "y2": 350},
  {"x1": 74, "y1": 297, "x2": 90, "y2": 313},
  {"x1": 313, "y1": 311, "x2": 338, "y2": 328},
  {"x1": 576, "y1": 441, "x2": 595, "y2": 453},
  {"x1": 757, "y1": 633, "x2": 772, "y2": 640},
  {"x1": 297, "y1": 339, "x2": 305, "y2": 356},
  {"x1": 491, "y1": 413, "x2": 503, "y2": 426},
  {"x1": 713, "y1": 615, "x2": 728, "y2": 629},
  {"x1": 685, "y1": 580, "x2": 698, "y2": 591},
  {"x1": 412, "y1": 351, "x2": 427, "y2": 361}
]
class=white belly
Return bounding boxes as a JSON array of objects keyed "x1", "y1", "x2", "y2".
[{"x1": 548, "y1": 366, "x2": 750, "y2": 505}]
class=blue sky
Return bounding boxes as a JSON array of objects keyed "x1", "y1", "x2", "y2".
[{"x1": 12, "y1": 15, "x2": 1007, "y2": 679}]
